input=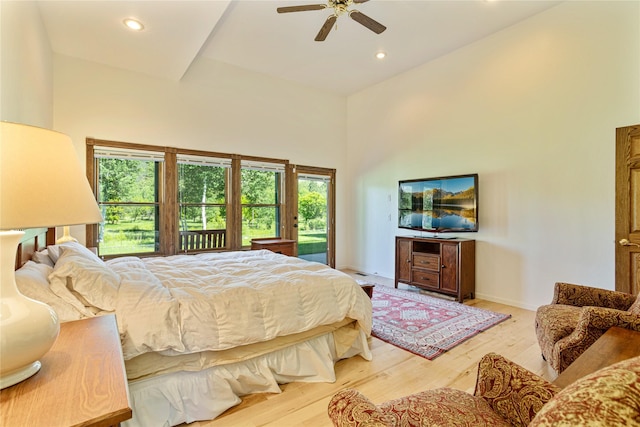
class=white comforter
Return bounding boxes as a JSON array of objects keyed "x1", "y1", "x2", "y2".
[{"x1": 107, "y1": 250, "x2": 372, "y2": 360}]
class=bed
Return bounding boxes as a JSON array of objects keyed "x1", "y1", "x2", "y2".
[{"x1": 14, "y1": 228, "x2": 372, "y2": 426}]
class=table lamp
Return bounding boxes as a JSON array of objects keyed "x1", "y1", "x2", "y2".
[{"x1": 0, "y1": 121, "x2": 103, "y2": 389}]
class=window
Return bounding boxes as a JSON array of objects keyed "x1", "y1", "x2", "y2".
[
  {"x1": 240, "y1": 161, "x2": 285, "y2": 247},
  {"x1": 178, "y1": 155, "x2": 230, "y2": 251},
  {"x1": 87, "y1": 139, "x2": 292, "y2": 257},
  {"x1": 93, "y1": 147, "x2": 164, "y2": 256}
]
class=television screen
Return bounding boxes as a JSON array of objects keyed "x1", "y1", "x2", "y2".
[{"x1": 398, "y1": 174, "x2": 478, "y2": 233}]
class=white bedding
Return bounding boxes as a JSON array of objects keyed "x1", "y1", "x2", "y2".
[
  {"x1": 108, "y1": 250, "x2": 372, "y2": 360},
  {"x1": 20, "y1": 244, "x2": 373, "y2": 426}
]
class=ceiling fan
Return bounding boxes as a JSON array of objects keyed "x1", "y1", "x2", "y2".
[{"x1": 277, "y1": 0, "x2": 386, "y2": 42}]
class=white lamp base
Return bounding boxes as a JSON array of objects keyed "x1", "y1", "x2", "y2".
[
  {"x1": 0, "y1": 231, "x2": 59, "y2": 389},
  {"x1": 0, "y1": 361, "x2": 42, "y2": 389},
  {"x1": 56, "y1": 225, "x2": 78, "y2": 244}
]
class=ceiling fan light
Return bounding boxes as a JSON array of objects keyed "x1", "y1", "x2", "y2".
[
  {"x1": 123, "y1": 18, "x2": 144, "y2": 31},
  {"x1": 375, "y1": 51, "x2": 386, "y2": 59}
]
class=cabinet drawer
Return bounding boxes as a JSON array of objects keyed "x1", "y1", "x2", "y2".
[
  {"x1": 412, "y1": 270, "x2": 440, "y2": 288},
  {"x1": 412, "y1": 253, "x2": 440, "y2": 271},
  {"x1": 265, "y1": 243, "x2": 295, "y2": 256},
  {"x1": 251, "y1": 239, "x2": 296, "y2": 257}
]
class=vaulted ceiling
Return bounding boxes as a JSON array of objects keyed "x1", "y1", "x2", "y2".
[{"x1": 36, "y1": 0, "x2": 562, "y2": 95}]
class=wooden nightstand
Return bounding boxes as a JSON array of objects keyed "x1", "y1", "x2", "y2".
[
  {"x1": 355, "y1": 280, "x2": 375, "y2": 299},
  {"x1": 0, "y1": 314, "x2": 131, "y2": 427},
  {"x1": 251, "y1": 238, "x2": 297, "y2": 256}
]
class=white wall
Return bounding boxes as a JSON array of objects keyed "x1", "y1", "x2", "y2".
[
  {"x1": 52, "y1": 55, "x2": 349, "y2": 260},
  {"x1": 0, "y1": 1, "x2": 52, "y2": 126},
  {"x1": 346, "y1": 1, "x2": 640, "y2": 310}
]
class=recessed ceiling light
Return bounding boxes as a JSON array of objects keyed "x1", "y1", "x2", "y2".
[
  {"x1": 123, "y1": 18, "x2": 144, "y2": 31},
  {"x1": 375, "y1": 52, "x2": 386, "y2": 60}
]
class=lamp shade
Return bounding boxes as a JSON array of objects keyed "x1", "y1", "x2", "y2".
[{"x1": 0, "y1": 121, "x2": 103, "y2": 230}]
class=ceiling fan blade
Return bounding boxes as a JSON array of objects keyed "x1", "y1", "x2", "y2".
[
  {"x1": 315, "y1": 15, "x2": 337, "y2": 41},
  {"x1": 352, "y1": 0, "x2": 369, "y2": 3},
  {"x1": 277, "y1": 4, "x2": 327, "y2": 13},
  {"x1": 349, "y1": 10, "x2": 386, "y2": 34}
]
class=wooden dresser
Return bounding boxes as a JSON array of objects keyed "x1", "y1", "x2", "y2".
[
  {"x1": 395, "y1": 236, "x2": 475, "y2": 302},
  {"x1": 251, "y1": 238, "x2": 296, "y2": 256},
  {"x1": 0, "y1": 315, "x2": 131, "y2": 427}
]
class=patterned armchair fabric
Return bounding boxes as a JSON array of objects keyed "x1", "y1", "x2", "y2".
[
  {"x1": 535, "y1": 282, "x2": 640, "y2": 373},
  {"x1": 328, "y1": 353, "x2": 560, "y2": 427},
  {"x1": 529, "y1": 355, "x2": 640, "y2": 426},
  {"x1": 328, "y1": 353, "x2": 640, "y2": 427},
  {"x1": 474, "y1": 353, "x2": 559, "y2": 426}
]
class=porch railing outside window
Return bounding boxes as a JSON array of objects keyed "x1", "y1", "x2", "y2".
[{"x1": 178, "y1": 155, "x2": 229, "y2": 252}]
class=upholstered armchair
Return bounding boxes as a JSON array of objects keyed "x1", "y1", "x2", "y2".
[
  {"x1": 329, "y1": 352, "x2": 560, "y2": 427},
  {"x1": 535, "y1": 282, "x2": 640, "y2": 373},
  {"x1": 327, "y1": 353, "x2": 640, "y2": 427}
]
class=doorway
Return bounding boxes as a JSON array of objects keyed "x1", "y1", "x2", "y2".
[
  {"x1": 287, "y1": 165, "x2": 335, "y2": 267},
  {"x1": 615, "y1": 124, "x2": 640, "y2": 294}
]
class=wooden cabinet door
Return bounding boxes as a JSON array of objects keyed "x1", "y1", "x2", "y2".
[
  {"x1": 440, "y1": 243, "x2": 459, "y2": 293},
  {"x1": 616, "y1": 124, "x2": 640, "y2": 295},
  {"x1": 395, "y1": 238, "x2": 412, "y2": 284}
]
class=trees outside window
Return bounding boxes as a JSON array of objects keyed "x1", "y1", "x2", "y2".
[
  {"x1": 96, "y1": 156, "x2": 161, "y2": 256},
  {"x1": 240, "y1": 166, "x2": 283, "y2": 246},
  {"x1": 178, "y1": 159, "x2": 228, "y2": 241},
  {"x1": 296, "y1": 175, "x2": 329, "y2": 260},
  {"x1": 298, "y1": 191, "x2": 326, "y2": 230}
]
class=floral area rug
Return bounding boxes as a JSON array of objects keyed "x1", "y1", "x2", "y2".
[{"x1": 371, "y1": 285, "x2": 511, "y2": 360}]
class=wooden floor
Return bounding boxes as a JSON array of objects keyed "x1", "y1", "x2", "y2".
[{"x1": 189, "y1": 271, "x2": 556, "y2": 427}]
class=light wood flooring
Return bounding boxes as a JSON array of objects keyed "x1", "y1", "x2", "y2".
[{"x1": 189, "y1": 271, "x2": 556, "y2": 427}]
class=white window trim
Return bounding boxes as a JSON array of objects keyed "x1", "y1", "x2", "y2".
[{"x1": 94, "y1": 146, "x2": 165, "y2": 162}]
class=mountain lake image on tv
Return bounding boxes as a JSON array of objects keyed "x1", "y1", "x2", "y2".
[{"x1": 398, "y1": 174, "x2": 478, "y2": 233}]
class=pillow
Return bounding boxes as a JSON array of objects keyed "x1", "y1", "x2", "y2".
[
  {"x1": 15, "y1": 261, "x2": 85, "y2": 322},
  {"x1": 47, "y1": 276, "x2": 97, "y2": 318},
  {"x1": 47, "y1": 241, "x2": 99, "y2": 264},
  {"x1": 48, "y1": 245, "x2": 120, "y2": 312},
  {"x1": 31, "y1": 249, "x2": 54, "y2": 267}
]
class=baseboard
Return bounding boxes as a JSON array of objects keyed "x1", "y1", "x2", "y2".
[{"x1": 473, "y1": 292, "x2": 538, "y2": 311}]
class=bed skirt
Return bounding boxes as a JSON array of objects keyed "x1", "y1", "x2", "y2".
[{"x1": 123, "y1": 321, "x2": 372, "y2": 427}]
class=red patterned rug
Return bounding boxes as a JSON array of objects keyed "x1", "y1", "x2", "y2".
[{"x1": 371, "y1": 285, "x2": 511, "y2": 360}]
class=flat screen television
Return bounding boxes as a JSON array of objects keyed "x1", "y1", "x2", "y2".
[{"x1": 398, "y1": 173, "x2": 478, "y2": 233}]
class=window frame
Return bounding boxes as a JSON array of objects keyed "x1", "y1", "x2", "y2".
[
  {"x1": 87, "y1": 140, "x2": 169, "y2": 257},
  {"x1": 239, "y1": 159, "x2": 287, "y2": 248},
  {"x1": 86, "y1": 139, "x2": 290, "y2": 257},
  {"x1": 95, "y1": 159, "x2": 163, "y2": 256},
  {"x1": 177, "y1": 153, "x2": 232, "y2": 252}
]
